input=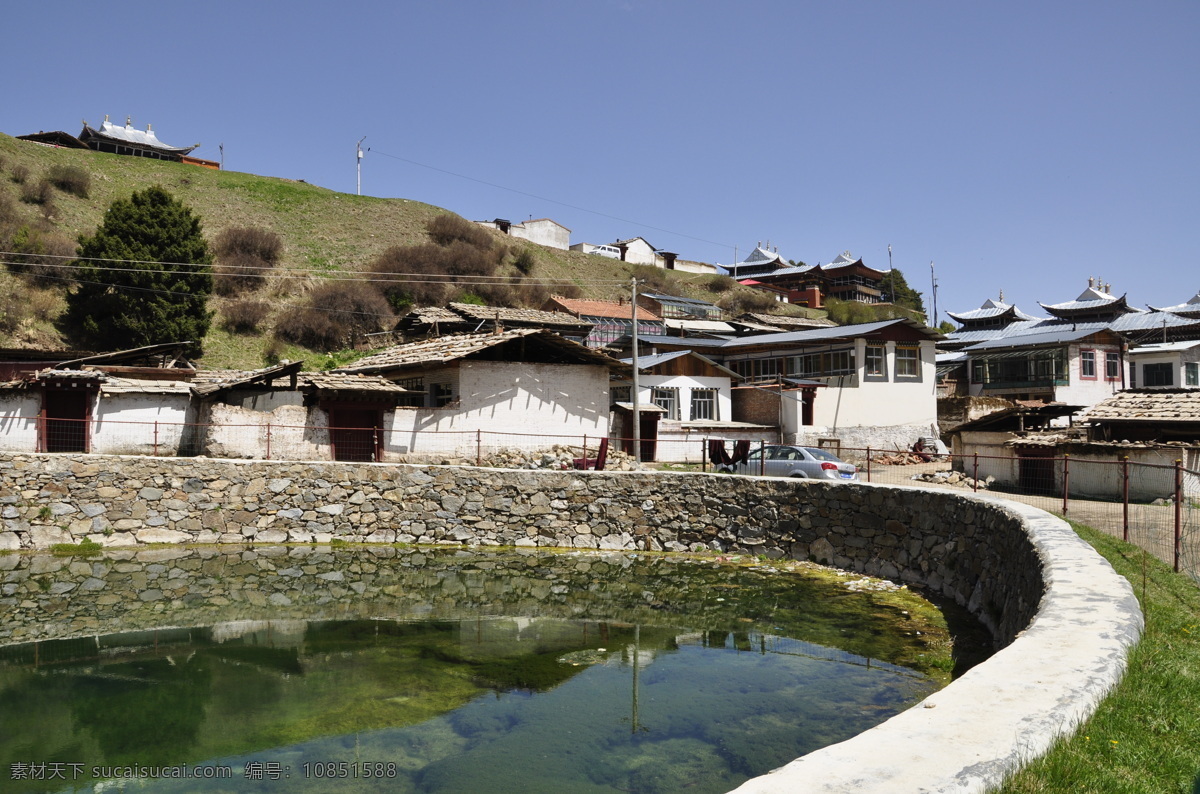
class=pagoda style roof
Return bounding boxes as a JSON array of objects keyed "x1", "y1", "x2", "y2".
[
  {"x1": 947, "y1": 297, "x2": 1039, "y2": 324},
  {"x1": 1039, "y1": 284, "x2": 1140, "y2": 319},
  {"x1": 80, "y1": 117, "x2": 199, "y2": 156},
  {"x1": 1149, "y1": 290, "x2": 1200, "y2": 318}
]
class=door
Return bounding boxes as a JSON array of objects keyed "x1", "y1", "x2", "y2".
[
  {"x1": 1017, "y1": 450, "x2": 1056, "y2": 495},
  {"x1": 43, "y1": 390, "x2": 90, "y2": 453},
  {"x1": 329, "y1": 408, "x2": 381, "y2": 462}
]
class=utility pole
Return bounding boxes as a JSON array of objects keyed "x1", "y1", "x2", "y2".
[
  {"x1": 356, "y1": 136, "x2": 366, "y2": 196},
  {"x1": 631, "y1": 276, "x2": 641, "y2": 462}
]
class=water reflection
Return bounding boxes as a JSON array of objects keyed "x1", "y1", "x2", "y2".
[{"x1": 0, "y1": 548, "x2": 954, "y2": 793}]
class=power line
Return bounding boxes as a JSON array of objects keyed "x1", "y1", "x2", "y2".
[{"x1": 367, "y1": 148, "x2": 736, "y2": 252}]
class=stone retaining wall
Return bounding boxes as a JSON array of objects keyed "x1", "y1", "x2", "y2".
[{"x1": 0, "y1": 453, "x2": 1143, "y2": 792}]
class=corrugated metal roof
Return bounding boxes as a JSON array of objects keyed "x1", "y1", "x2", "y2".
[
  {"x1": 964, "y1": 324, "x2": 1112, "y2": 351},
  {"x1": 1128, "y1": 340, "x2": 1200, "y2": 355},
  {"x1": 86, "y1": 119, "x2": 198, "y2": 155},
  {"x1": 663, "y1": 319, "x2": 736, "y2": 333},
  {"x1": 1110, "y1": 310, "x2": 1200, "y2": 333}
]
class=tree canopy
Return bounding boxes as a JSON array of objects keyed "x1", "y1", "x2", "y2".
[
  {"x1": 64, "y1": 186, "x2": 213, "y2": 352},
  {"x1": 879, "y1": 267, "x2": 925, "y2": 313}
]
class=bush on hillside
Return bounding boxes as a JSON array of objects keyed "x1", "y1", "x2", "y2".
[
  {"x1": 512, "y1": 247, "x2": 536, "y2": 276},
  {"x1": 221, "y1": 300, "x2": 271, "y2": 334},
  {"x1": 20, "y1": 179, "x2": 54, "y2": 207},
  {"x1": 213, "y1": 227, "x2": 283, "y2": 296},
  {"x1": 705, "y1": 274, "x2": 736, "y2": 293},
  {"x1": 6, "y1": 223, "x2": 76, "y2": 286},
  {"x1": 717, "y1": 288, "x2": 779, "y2": 316},
  {"x1": 0, "y1": 278, "x2": 59, "y2": 334},
  {"x1": 630, "y1": 264, "x2": 680, "y2": 296},
  {"x1": 47, "y1": 165, "x2": 91, "y2": 199},
  {"x1": 9, "y1": 165, "x2": 29, "y2": 185},
  {"x1": 426, "y1": 214, "x2": 494, "y2": 250},
  {"x1": 0, "y1": 194, "x2": 23, "y2": 247},
  {"x1": 274, "y1": 281, "x2": 393, "y2": 351},
  {"x1": 370, "y1": 241, "x2": 498, "y2": 309}
]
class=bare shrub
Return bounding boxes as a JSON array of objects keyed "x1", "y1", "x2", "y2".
[
  {"x1": 705, "y1": 274, "x2": 736, "y2": 293},
  {"x1": 213, "y1": 227, "x2": 283, "y2": 296},
  {"x1": 47, "y1": 165, "x2": 91, "y2": 198},
  {"x1": 9, "y1": 164, "x2": 29, "y2": 184},
  {"x1": 370, "y1": 240, "x2": 499, "y2": 309},
  {"x1": 6, "y1": 224, "x2": 76, "y2": 286},
  {"x1": 718, "y1": 288, "x2": 779, "y2": 315},
  {"x1": 20, "y1": 179, "x2": 54, "y2": 206},
  {"x1": 630, "y1": 264, "x2": 680, "y2": 296},
  {"x1": 0, "y1": 193, "x2": 23, "y2": 247},
  {"x1": 426, "y1": 214, "x2": 494, "y2": 250},
  {"x1": 275, "y1": 281, "x2": 393, "y2": 351},
  {"x1": 512, "y1": 247, "x2": 536, "y2": 275},
  {"x1": 221, "y1": 300, "x2": 271, "y2": 333},
  {"x1": 0, "y1": 278, "x2": 58, "y2": 333}
]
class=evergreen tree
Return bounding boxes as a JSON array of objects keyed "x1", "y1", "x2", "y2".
[
  {"x1": 880, "y1": 267, "x2": 925, "y2": 313},
  {"x1": 65, "y1": 186, "x2": 213, "y2": 352}
]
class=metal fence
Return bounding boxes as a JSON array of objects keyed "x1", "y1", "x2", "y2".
[{"x1": 838, "y1": 446, "x2": 1200, "y2": 582}]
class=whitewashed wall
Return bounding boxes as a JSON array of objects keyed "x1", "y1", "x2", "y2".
[
  {"x1": 199, "y1": 402, "x2": 329, "y2": 460},
  {"x1": 513, "y1": 220, "x2": 570, "y2": 250},
  {"x1": 90, "y1": 393, "x2": 193, "y2": 455},
  {"x1": 1056, "y1": 343, "x2": 1125, "y2": 407},
  {"x1": 633, "y1": 374, "x2": 733, "y2": 423},
  {"x1": 0, "y1": 393, "x2": 41, "y2": 452}
]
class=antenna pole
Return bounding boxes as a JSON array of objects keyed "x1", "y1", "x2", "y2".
[
  {"x1": 356, "y1": 136, "x2": 366, "y2": 196},
  {"x1": 930, "y1": 261, "x2": 939, "y2": 327}
]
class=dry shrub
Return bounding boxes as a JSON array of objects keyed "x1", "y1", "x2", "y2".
[
  {"x1": 705, "y1": 274, "x2": 736, "y2": 293},
  {"x1": 221, "y1": 300, "x2": 271, "y2": 334},
  {"x1": 512, "y1": 247, "x2": 536, "y2": 275},
  {"x1": 47, "y1": 165, "x2": 91, "y2": 198},
  {"x1": 630, "y1": 264, "x2": 680, "y2": 296},
  {"x1": 0, "y1": 278, "x2": 59, "y2": 334},
  {"x1": 213, "y1": 227, "x2": 283, "y2": 296},
  {"x1": 9, "y1": 164, "x2": 29, "y2": 184},
  {"x1": 20, "y1": 179, "x2": 54, "y2": 207},
  {"x1": 275, "y1": 280, "x2": 393, "y2": 351},
  {"x1": 0, "y1": 193, "x2": 23, "y2": 247},
  {"x1": 6, "y1": 224, "x2": 76, "y2": 286},
  {"x1": 426, "y1": 214, "x2": 494, "y2": 250},
  {"x1": 370, "y1": 241, "x2": 498, "y2": 309},
  {"x1": 718, "y1": 288, "x2": 779, "y2": 315}
]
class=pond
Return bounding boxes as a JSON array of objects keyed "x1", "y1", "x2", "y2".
[{"x1": 0, "y1": 546, "x2": 966, "y2": 793}]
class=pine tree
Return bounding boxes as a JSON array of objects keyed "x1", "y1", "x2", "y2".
[{"x1": 65, "y1": 186, "x2": 213, "y2": 352}]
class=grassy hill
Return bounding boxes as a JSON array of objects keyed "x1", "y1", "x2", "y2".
[{"x1": 0, "y1": 132, "x2": 815, "y2": 369}]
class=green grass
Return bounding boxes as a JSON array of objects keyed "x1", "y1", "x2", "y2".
[{"x1": 993, "y1": 522, "x2": 1200, "y2": 794}]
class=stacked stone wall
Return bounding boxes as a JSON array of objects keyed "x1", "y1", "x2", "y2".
[{"x1": 0, "y1": 452, "x2": 1041, "y2": 647}]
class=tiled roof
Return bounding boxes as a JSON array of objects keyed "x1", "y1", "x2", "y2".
[
  {"x1": 548, "y1": 296, "x2": 661, "y2": 322},
  {"x1": 334, "y1": 329, "x2": 623, "y2": 374},
  {"x1": 305, "y1": 373, "x2": 413, "y2": 393},
  {"x1": 100, "y1": 376, "x2": 192, "y2": 395},
  {"x1": 1083, "y1": 389, "x2": 1200, "y2": 423},
  {"x1": 743, "y1": 313, "x2": 836, "y2": 329},
  {"x1": 448, "y1": 303, "x2": 591, "y2": 328}
]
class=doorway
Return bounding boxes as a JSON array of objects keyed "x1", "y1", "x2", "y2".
[
  {"x1": 43, "y1": 390, "x2": 90, "y2": 453},
  {"x1": 328, "y1": 408, "x2": 382, "y2": 462}
]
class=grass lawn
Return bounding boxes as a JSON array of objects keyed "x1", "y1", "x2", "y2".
[{"x1": 993, "y1": 522, "x2": 1200, "y2": 794}]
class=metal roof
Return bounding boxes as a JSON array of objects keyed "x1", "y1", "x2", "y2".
[
  {"x1": 621, "y1": 349, "x2": 739, "y2": 378},
  {"x1": 1128, "y1": 340, "x2": 1200, "y2": 354},
  {"x1": 964, "y1": 324, "x2": 1113, "y2": 351},
  {"x1": 83, "y1": 118, "x2": 198, "y2": 155}
]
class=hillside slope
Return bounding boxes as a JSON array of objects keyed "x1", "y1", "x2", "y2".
[{"x1": 0, "y1": 133, "x2": 807, "y2": 368}]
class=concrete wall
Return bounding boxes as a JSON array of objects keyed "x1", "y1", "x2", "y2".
[
  {"x1": 0, "y1": 391, "x2": 194, "y2": 456},
  {"x1": 0, "y1": 452, "x2": 1143, "y2": 793}
]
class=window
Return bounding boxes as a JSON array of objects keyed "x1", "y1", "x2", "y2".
[
  {"x1": 610, "y1": 385, "x2": 631, "y2": 403},
  {"x1": 1080, "y1": 350, "x2": 1096, "y2": 379},
  {"x1": 652, "y1": 387, "x2": 679, "y2": 420},
  {"x1": 895, "y1": 346, "x2": 920, "y2": 379},
  {"x1": 865, "y1": 344, "x2": 886, "y2": 379},
  {"x1": 1105, "y1": 352, "x2": 1120, "y2": 381},
  {"x1": 430, "y1": 382, "x2": 455, "y2": 407},
  {"x1": 1144, "y1": 363, "x2": 1173, "y2": 387},
  {"x1": 1187, "y1": 362, "x2": 1199, "y2": 387},
  {"x1": 690, "y1": 389, "x2": 718, "y2": 421}
]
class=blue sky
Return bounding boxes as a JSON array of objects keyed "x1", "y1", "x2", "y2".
[{"x1": 4, "y1": 1, "x2": 1197, "y2": 321}]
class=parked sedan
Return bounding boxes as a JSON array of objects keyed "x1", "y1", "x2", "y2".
[{"x1": 720, "y1": 445, "x2": 859, "y2": 481}]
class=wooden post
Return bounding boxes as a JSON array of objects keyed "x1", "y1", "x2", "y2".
[
  {"x1": 153, "y1": 421, "x2": 159, "y2": 457},
  {"x1": 1062, "y1": 454, "x2": 1070, "y2": 516},
  {"x1": 866, "y1": 446, "x2": 872, "y2": 483},
  {"x1": 1122, "y1": 456, "x2": 1130, "y2": 542},
  {"x1": 266, "y1": 423, "x2": 272, "y2": 461},
  {"x1": 972, "y1": 452, "x2": 979, "y2": 492},
  {"x1": 476, "y1": 429, "x2": 482, "y2": 467},
  {"x1": 760, "y1": 439, "x2": 766, "y2": 476},
  {"x1": 1175, "y1": 459, "x2": 1184, "y2": 574}
]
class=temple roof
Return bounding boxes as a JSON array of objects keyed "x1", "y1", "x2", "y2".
[
  {"x1": 80, "y1": 117, "x2": 199, "y2": 155},
  {"x1": 947, "y1": 297, "x2": 1039, "y2": 324},
  {"x1": 1039, "y1": 284, "x2": 1140, "y2": 319},
  {"x1": 1149, "y1": 290, "x2": 1200, "y2": 317}
]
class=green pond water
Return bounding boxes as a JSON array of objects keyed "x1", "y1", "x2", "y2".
[{"x1": 0, "y1": 547, "x2": 963, "y2": 793}]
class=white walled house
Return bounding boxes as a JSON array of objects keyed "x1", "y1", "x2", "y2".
[
  {"x1": 650, "y1": 319, "x2": 944, "y2": 451},
  {"x1": 1126, "y1": 341, "x2": 1200, "y2": 389},
  {"x1": 475, "y1": 218, "x2": 571, "y2": 250},
  {"x1": 335, "y1": 329, "x2": 624, "y2": 459}
]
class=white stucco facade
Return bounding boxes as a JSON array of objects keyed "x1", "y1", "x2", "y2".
[
  {"x1": 0, "y1": 393, "x2": 42, "y2": 452},
  {"x1": 0, "y1": 389, "x2": 193, "y2": 456},
  {"x1": 784, "y1": 339, "x2": 939, "y2": 451}
]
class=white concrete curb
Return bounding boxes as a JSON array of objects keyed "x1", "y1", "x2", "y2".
[{"x1": 731, "y1": 492, "x2": 1144, "y2": 794}]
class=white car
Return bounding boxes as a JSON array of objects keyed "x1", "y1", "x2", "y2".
[{"x1": 722, "y1": 445, "x2": 859, "y2": 481}]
